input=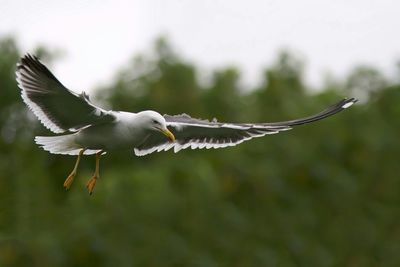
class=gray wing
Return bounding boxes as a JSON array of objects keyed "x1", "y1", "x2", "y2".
[
  {"x1": 16, "y1": 54, "x2": 116, "y2": 133},
  {"x1": 133, "y1": 98, "x2": 357, "y2": 156}
]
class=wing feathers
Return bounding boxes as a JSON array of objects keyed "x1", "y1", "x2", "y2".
[
  {"x1": 263, "y1": 98, "x2": 357, "y2": 127},
  {"x1": 134, "y1": 98, "x2": 357, "y2": 156},
  {"x1": 16, "y1": 54, "x2": 115, "y2": 133}
]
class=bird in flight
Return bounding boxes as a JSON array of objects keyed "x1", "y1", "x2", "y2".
[{"x1": 16, "y1": 54, "x2": 357, "y2": 195}]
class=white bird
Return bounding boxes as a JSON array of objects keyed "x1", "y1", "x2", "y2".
[{"x1": 16, "y1": 54, "x2": 357, "y2": 194}]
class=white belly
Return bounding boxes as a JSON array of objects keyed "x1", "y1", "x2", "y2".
[{"x1": 75, "y1": 122, "x2": 148, "y2": 151}]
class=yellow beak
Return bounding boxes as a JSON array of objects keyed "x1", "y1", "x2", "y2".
[{"x1": 160, "y1": 127, "x2": 175, "y2": 142}]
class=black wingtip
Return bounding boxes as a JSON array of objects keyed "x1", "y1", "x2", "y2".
[
  {"x1": 17, "y1": 53, "x2": 60, "y2": 83},
  {"x1": 264, "y1": 97, "x2": 358, "y2": 127},
  {"x1": 17, "y1": 53, "x2": 40, "y2": 70},
  {"x1": 341, "y1": 97, "x2": 358, "y2": 109}
]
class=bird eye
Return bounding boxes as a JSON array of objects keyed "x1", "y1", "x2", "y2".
[{"x1": 152, "y1": 119, "x2": 159, "y2": 124}]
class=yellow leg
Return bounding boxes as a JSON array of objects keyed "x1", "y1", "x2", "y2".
[
  {"x1": 86, "y1": 150, "x2": 103, "y2": 195},
  {"x1": 63, "y1": 149, "x2": 86, "y2": 190}
]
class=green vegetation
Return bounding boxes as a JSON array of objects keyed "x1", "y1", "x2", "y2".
[{"x1": 0, "y1": 36, "x2": 399, "y2": 266}]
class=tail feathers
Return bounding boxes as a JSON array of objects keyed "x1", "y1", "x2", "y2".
[{"x1": 35, "y1": 134, "x2": 100, "y2": 155}]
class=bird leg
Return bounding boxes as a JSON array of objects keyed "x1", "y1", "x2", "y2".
[
  {"x1": 63, "y1": 149, "x2": 86, "y2": 190},
  {"x1": 86, "y1": 150, "x2": 103, "y2": 195}
]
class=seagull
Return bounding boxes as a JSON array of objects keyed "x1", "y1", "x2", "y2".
[{"x1": 16, "y1": 54, "x2": 357, "y2": 194}]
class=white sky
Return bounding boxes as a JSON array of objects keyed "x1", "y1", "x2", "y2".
[{"x1": 1, "y1": 0, "x2": 399, "y2": 92}]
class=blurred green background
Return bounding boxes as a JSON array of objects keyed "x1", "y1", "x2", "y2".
[{"x1": 0, "y1": 36, "x2": 399, "y2": 267}]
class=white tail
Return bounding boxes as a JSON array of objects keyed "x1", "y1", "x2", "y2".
[{"x1": 35, "y1": 134, "x2": 101, "y2": 155}]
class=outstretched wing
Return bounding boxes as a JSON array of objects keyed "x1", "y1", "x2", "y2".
[
  {"x1": 16, "y1": 54, "x2": 116, "y2": 133},
  {"x1": 134, "y1": 98, "x2": 357, "y2": 156}
]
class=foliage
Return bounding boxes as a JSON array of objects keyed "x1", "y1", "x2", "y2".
[{"x1": 0, "y1": 36, "x2": 399, "y2": 267}]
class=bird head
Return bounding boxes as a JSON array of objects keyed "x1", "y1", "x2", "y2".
[{"x1": 139, "y1": 111, "x2": 175, "y2": 142}]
